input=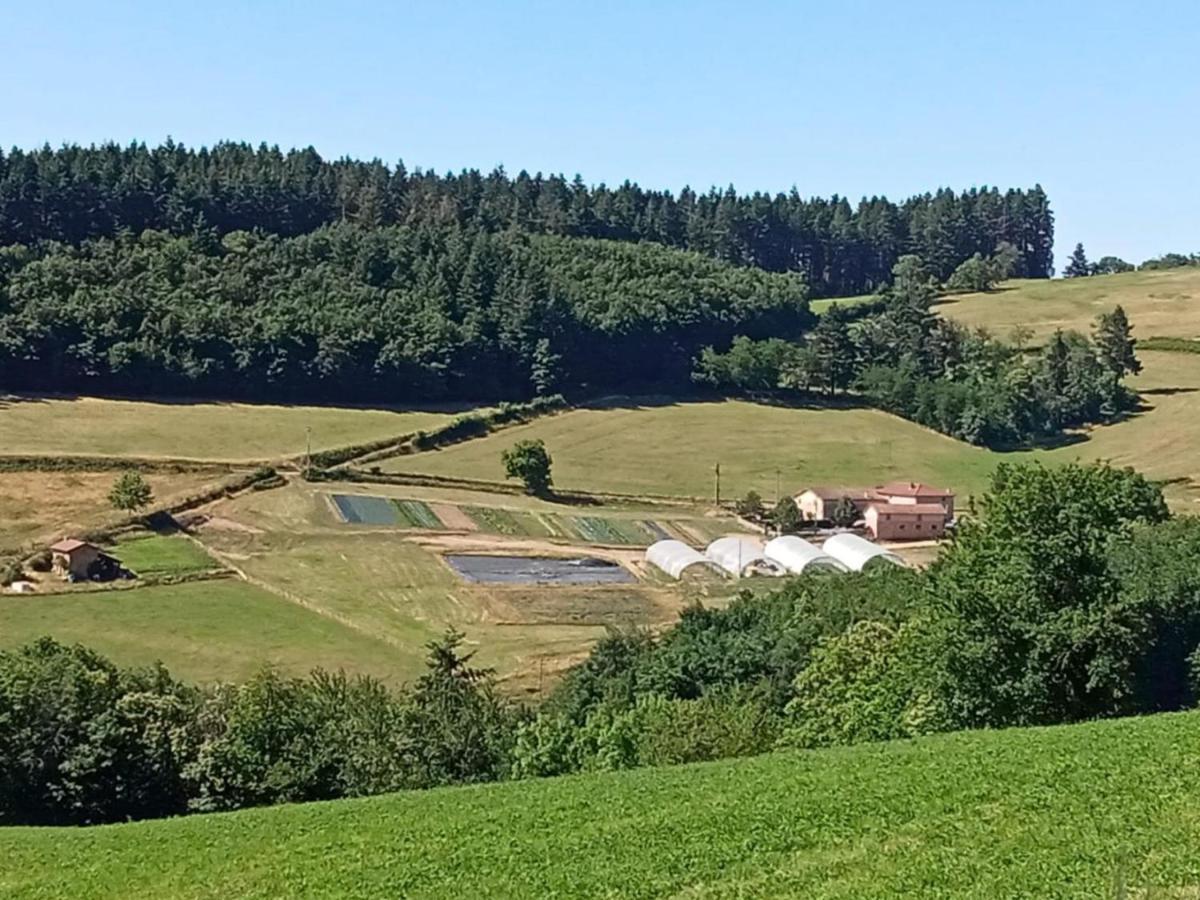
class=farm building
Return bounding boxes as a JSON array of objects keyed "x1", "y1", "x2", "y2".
[
  {"x1": 645, "y1": 540, "x2": 724, "y2": 580},
  {"x1": 795, "y1": 480, "x2": 955, "y2": 540},
  {"x1": 763, "y1": 536, "x2": 847, "y2": 574},
  {"x1": 873, "y1": 482, "x2": 955, "y2": 520},
  {"x1": 822, "y1": 533, "x2": 905, "y2": 572},
  {"x1": 795, "y1": 488, "x2": 873, "y2": 522},
  {"x1": 50, "y1": 539, "x2": 101, "y2": 580},
  {"x1": 864, "y1": 503, "x2": 947, "y2": 540},
  {"x1": 705, "y1": 537, "x2": 784, "y2": 578}
]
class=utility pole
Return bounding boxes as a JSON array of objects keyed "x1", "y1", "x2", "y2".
[
  {"x1": 714, "y1": 462, "x2": 721, "y2": 508},
  {"x1": 775, "y1": 468, "x2": 782, "y2": 505},
  {"x1": 305, "y1": 426, "x2": 312, "y2": 473}
]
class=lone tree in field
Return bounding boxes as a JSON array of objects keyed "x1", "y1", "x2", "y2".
[
  {"x1": 501, "y1": 439, "x2": 553, "y2": 495},
  {"x1": 1093, "y1": 305, "x2": 1142, "y2": 377},
  {"x1": 771, "y1": 496, "x2": 803, "y2": 534},
  {"x1": 1064, "y1": 242, "x2": 1092, "y2": 278},
  {"x1": 108, "y1": 470, "x2": 153, "y2": 512}
]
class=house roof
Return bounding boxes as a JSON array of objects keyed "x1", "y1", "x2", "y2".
[
  {"x1": 874, "y1": 481, "x2": 954, "y2": 498},
  {"x1": 867, "y1": 502, "x2": 948, "y2": 517},
  {"x1": 50, "y1": 538, "x2": 95, "y2": 553}
]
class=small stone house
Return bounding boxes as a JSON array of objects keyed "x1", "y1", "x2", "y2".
[{"x1": 49, "y1": 539, "x2": 101, "y2": 580}]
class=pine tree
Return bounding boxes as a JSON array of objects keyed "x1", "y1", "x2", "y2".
[
  {"x1": 1093, "y1": 305, "x2": 1141, "y2": 377},
  {"x1": 1064, "y1": 243, "x2": 1091, "y2": 278}
]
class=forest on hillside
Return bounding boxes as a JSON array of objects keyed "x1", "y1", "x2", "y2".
[
  {"x1": 0, "y1": 142, "x2": 1054, "y2": 296},
  {"x1": 0, "y1": 224, "x2": 812, "y2": 400}
]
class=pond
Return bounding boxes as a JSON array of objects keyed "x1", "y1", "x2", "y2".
[{"x1": 445, "y1": 554, "x2": 635, "y2": 585}]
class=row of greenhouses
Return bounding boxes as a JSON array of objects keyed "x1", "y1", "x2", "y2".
[{"x1": 645, "y1": 533, "x2": 904, "y2": 580}]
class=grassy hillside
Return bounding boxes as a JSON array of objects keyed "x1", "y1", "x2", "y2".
[
  {"x1": 0, "y1": 468, "x2": 229, "y2": 552},
  {"x1": 383, "y1": 399, "x2": 998, "y2": 498},
  {"x1": 0, "y1": 395, "x2": 457, "y2": 461},
  {"x1": 384, "y1": 269, "x2": 1200, "y2": 509},
  {"x1": 940, "y1": 267, "x2": 1200, "y2": 342},
  {"x1": 3, "y1": 710, "x2": 1199, "y2": 898}
]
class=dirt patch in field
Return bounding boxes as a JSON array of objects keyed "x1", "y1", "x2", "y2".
[{"x1": 429, "y1": 503, "x2": 476, "y2": 531}]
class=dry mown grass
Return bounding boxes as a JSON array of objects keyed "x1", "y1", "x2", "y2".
[{"x1": 0, "y1": 469, "x2": 229, "y2": 552}]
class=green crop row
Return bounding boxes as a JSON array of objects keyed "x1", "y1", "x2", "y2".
[{"x1": 393, "y1": 499, "x2": 442, "y2": 529}]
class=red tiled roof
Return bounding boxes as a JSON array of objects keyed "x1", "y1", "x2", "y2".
[
  {"x1": 50, "y1": 538, "x2": 93, "y2": 553},
  {"x1": 874, "y1": 481, "x2": 953, "y2": 498},
  {"x1": 867, "y1": 502, "x2": 948, "y2": 517}
]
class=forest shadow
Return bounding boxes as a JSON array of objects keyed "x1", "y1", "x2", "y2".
[
  {"x1": 1140, "y1": 386, "x2": 1199, "y2": 397},
  {"x1": 575, "y1": 391, "x2": 871, "y2": 413},
  {"x1": 0, "y1": 389, "x2": 479, "y2": 415}
]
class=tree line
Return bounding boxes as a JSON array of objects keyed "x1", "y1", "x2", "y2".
[
  {"x1": 694, "y1": 254, "x2": 1141, "y2": 447},
  {"x1": 0, "y1": 141, "x2": 1054, "y2": 297},
  {"x1": 1064, "y1": 242, "x2": 1200, "y2": 277},
  {"x1": 0, "y1": 223, "x2": 811, "y2": 401},
  {"x1": 4, "y1": 461, "x2": 1199, "y2": 826}
]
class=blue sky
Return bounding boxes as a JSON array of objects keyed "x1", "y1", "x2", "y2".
[{"x1": 4, "y1": 0, "x2": 1197, "y2": 270}]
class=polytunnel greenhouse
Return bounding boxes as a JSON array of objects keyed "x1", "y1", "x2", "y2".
[
  {"x1": 644, "y1": 540, "x2": 723, "y2": 579},
  {"x1": 822, "y1": 533, "x2": 905, "y2": 572},
  {"x1": 704, "y1": 536, "x2": 784, "y2": 577},
  {"x1": 763, "y1": 535, "x2": 848, "y2": 574}
]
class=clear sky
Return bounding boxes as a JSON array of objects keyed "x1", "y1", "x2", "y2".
[{"x1": 4, "y1": 0, "x2": 1197, "y2": 270}]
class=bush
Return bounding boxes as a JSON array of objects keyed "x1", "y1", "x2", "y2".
[{"x1": 0, "y1": 559, "x2": 25, "y2": 585}]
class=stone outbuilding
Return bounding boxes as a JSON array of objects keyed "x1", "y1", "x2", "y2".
[{"x1": 49, "y1": 539, "x2": 101, "y2": 580}]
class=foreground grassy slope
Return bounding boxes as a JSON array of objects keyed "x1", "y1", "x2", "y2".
[
  {"x1": 5, "y1": 711, "x2": 1200, "y2": 898},
  {"x1": 0, "y1": 396, "x2": 457, "y2": 461}
]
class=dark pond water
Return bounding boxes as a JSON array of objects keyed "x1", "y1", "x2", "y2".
[{"x1": 445, "y1": 554, "x2": 635, "y2": 585}]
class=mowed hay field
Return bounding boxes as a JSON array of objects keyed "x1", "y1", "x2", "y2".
[
  {"x1": 0, "y1": 579, "x2": 412, "y2": 685},
  {"x1": 0, "y1": 468, "x2": 231, "y2": 552},
  {"x1": 939, "y1": 267, "x2": 1200, "y2": 342},
  {"x1": 383, "y1": 400, "x2": 999, "y2": 499},
  {"x1": 0, "y1": 396, "x2": 459, "y2": 461},
  {"x1": 5, "y1": 711, "x2": 1200, "y2": 898},
  {"x1": 387, "y1": 268, "x2": 1200, "y2": 508}
]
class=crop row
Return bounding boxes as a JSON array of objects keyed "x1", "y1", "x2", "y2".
[{"x1": 334, "y1": 493, "x2": 731, "y2": 547}]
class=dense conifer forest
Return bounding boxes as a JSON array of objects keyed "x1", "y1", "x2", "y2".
[
  {"x1": 0, "y1": 142, "x2": 1055, "y2": 293},
  {"x1": 0, "y1": 141, "x2": 1055, "y2": 409}
]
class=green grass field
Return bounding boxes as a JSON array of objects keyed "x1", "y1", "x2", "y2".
[
  {"x1": 0, "y1": 395, "x2": 459, "y2": 461},
  {"x1": 0, "y1": 579, "x2": 413, "y2": 685},
  {"x1": 4, "y1": 710, "x2": 1199, "y2": 898},
  {"x1": 109, "y1": 533, "x2": 221, "y2": 576}
]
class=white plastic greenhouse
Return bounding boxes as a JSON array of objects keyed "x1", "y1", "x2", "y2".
[
  {"x1": 763, "y1": 535, "x2": 848, "y2": 574},
  {"x1": 704, "y1": 536, "x2": 784, "y2": 577},
  {"x1": 822, "y1": 533, "x2": 905, "y2": 572},
  {"x1": 644, "y1": 540, "x2": 723, "y2": 580}
]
